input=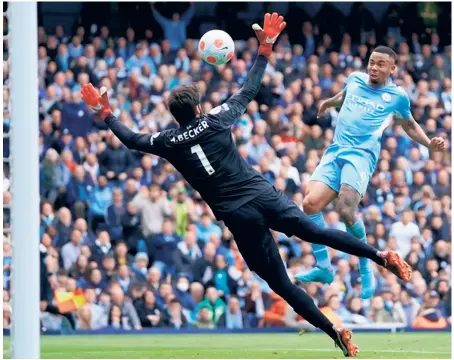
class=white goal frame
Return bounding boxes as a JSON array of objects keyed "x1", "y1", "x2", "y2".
[{"x1": 8, "y1": 2, "x2": 40, "y2": 358}]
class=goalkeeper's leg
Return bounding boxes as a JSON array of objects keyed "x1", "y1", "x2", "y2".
[
  {"x1": 227, "y1": 222, "x2": 359, "y2": 357},
  {"x1": 264, "y1": 187, "x2": 412, "y2": 281}
]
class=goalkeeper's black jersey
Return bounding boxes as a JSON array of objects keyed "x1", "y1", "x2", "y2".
[{"x1": 104, "y1": 55, "x2": 273, "y2": 216}]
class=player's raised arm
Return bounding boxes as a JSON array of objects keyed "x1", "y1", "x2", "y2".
[
  {"x1": 81, "y1": 84, "x2": 159, "y2": 154},
  {"x1": 317, "y1": 90, "x2": 346, "y2": 118},
  {"x1": 394, "y1": 91, "x2": 446, "y2": 152},
  {"x1": 397, "y1": 114, "x2": 446, "y2": 152},
  {"x1": 209, "y1": 13, "x2": 286, "y2": 129}
]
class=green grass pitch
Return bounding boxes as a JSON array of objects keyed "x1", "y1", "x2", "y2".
[{"x1": 3, "y1": 332, "x2": 451, "y2": 358}]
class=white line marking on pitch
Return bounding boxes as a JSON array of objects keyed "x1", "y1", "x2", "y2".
[
  {"x1": 39, "y1": 348, "x2": 451, "y2": 356},
  {"x1": 262, "y1": 348, "x2": 451, "y2": 355}
]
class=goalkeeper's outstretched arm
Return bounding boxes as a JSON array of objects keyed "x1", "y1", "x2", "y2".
[
  {"x1": 81, "y1": 84, "x2": 157, "y2": 154},
  {"x1": 104, "y1": 114, "x2": 156, "y2": 153},
  {"x1": 210, "y1": 13, "x2": 287, "y2": 128}
]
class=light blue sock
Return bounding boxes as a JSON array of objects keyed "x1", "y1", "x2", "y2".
[
  {"x1": 346, "y1": 218, "x2": 370, "y2": 272},
  {"x1": 308, "y1": 212, "x2": 331, "y2": 269}
]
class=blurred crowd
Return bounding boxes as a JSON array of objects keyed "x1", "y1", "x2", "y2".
[{"x1": 3, "y1": 3, "x2": 451, "y2": 331}]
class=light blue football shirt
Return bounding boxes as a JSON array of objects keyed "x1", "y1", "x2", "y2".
[{"x1": 334, "y1": 72, "x2": 412, "y2": 164}]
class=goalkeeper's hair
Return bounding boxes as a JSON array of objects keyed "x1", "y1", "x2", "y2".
[
  {"x1": 167, "y1": 83, "x2": 200, "y2": 125},
  {"x1": 372, "y1": 46, "x2": 397, "y2": 62}
]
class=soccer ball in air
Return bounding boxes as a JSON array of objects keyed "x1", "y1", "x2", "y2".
[{"x1": 198, "y1": 30, "x2": 235, "y2": 66}]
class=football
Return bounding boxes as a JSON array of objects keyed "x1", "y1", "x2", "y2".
[{"x1": 198, "y1": 29, "x2": 235, "y2": 66}]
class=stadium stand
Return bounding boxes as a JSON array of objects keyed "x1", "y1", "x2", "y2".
[{"x1": 2, "y1": 2, "x2": 451, "y2": 332}]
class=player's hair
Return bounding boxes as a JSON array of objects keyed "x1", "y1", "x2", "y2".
[
  {"x1": 372, "y1": 46, "x2": 397, "y2": 62},
  {"x1": 167, "y1": 83, "x2": 200, "y2": 125}
]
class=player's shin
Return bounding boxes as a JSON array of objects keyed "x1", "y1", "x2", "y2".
[
  {"x1": 295, "y1": 212, "x2": 334, "y2": 284},
  {"x1": 346, "y1": 218, "x2": 370, "y2": 272},
  {"x1": 307, "y1": 213, "x2": 331, "y2": 269},
  {"x1": 346, "y1": 218, "x2": 376, "y2": 299}
]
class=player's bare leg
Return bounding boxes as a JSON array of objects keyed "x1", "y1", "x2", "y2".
[
  {"x1": 296, "y1": 181, "x2": 337, "y2": 284},
  {"x1": 337, "y1": 184, "x2": 376, "y2": 299}
]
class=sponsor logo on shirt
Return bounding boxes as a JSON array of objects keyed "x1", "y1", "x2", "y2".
[{"x1": 345, "y1": 93, "x2": 386, "y2": 116}]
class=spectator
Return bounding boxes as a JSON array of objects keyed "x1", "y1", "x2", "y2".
[
  {"x1": 174, "y1": 275, "x2": 196, "y2": 311},
  {"x1": 82, "y1": 288, "x2": 109, "y2": 330},
  {"x1": 194, "y1": 306, "x2": 215, "y2": 329},
  {"x1": 147, "y1": 267, "x2": 163, "y2": 294},
  {"x1": 80, "y1": 268, "x2": 107, "y2": 295},
  {"x1": 116, "y1": 264, "x2": 132, "y2": 294},
  {"x1": 344, "y1": 296, "x2": 369, "y2": 325},
  {"x1": 68, "y1": 254, "x2": 88, "y2": 280},
  {"x1": 40, "y1": 149, "x2": 67, "y2": 204},
  {"x1": 132, "y1": 252, "x2": 150, "y2": 281},
  {"x1": 40, "y1": 201, "x2": 56, "y2": 232},
  {"x1": 264, "y1": 291, "x2": 287, "y2": 327},
  {"x1": 88, "y1": 175, "x2": 113, "y2": 232},
  {"x1": 393, "y1": 289, "x2": 421, "y2": 325},
  {"x1": 412, "y1": 291, "x2": 448, "y2": 329},
  {"x1": 98, "y1": 136, "x2": 134, "y2": 182},
  {"x1": 132, "y1": 185, "x2": 171, "y2": 237},
  {"x1": 73, "y1": 218, "x2": 96, "y2": 246},
  {"x1": 61, "y1": 229, "x2": 83, "y2": 270},
  {"x1": 149, "y1": 219, "x2": 181, "y2": 275},
  {"x1": 161, "y1": 298, "x2": 189, "y2": 329},
  {"x1": 195, "y1": 287, "x2": 226, "y2": 328},
  {"x1": 54, "y1": 207, "x2": 73, "y2": 248},
  {"x1": 101, "y1": 254, "x2": 116, "y2": 283},
  {"x1": 320, "y1": 295, "x2": 343, "y2": 328},
  {"x1": 115, "y1": 241, "x2": 134, "y2": 267},
  {"x1": 90, "y1": 231, "x2": 114, "y2": 264},
  {"x1": 109, "y1": 283, "x2": 142, "y2": 330},
  {"x1": 368, "y1": 296, "x2": 394, "y2": 323},
  {"x1": 108, "y1": 304, "x2": 125, "y2": 329},
  {"x1": 152, "y1": 4, "x2": 195, "y2": 51},
  {"x1": 213, "y1": 254, "x2": 238, "y2": 298},
  {"x1": 105, "y1": 188, "x2": 126, "y2": 241},
  {"x1": 225, "y1": 296, "x2": 246, "y2": 329},
  {"x1": 193, "y1": 242, "x2": 216, "y2": 285},
  {"x1": 66, "y1": 165, "x2": 93, "y2": 219},
  {"x1": 135, "y1": 290, "x2": 163, "y2": 328},
  {"x1": 389, "y1": 209, "x2": 421, "y2": 258},
  {"x1": 173, "y1": 230, "x2": 202, "y2": 276},
  {"x1": 196, "y1": 214, "x2": 222, "y2": 245},
  {"x1": 171, "y1": 187, "x2": 196, "y2": 237},
  {"x1": 121, "y1": 202, "x2": 143, "y2": 253}
]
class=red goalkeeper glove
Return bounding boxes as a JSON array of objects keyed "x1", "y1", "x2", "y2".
[
  {"x1": 253, "y1": 12, "x2": 287, "y2": 58},
  {"x1": 81, "y1": 83, "x2": 112, "y2": 120}
]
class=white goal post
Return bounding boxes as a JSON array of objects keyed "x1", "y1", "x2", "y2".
[{"x1": 9, "y1": 2, "x2": 40, "y2": 359}]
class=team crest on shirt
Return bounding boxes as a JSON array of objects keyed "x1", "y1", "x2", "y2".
[{"x1": 381, "y1": 93, "x2": 392, "y2": 102}]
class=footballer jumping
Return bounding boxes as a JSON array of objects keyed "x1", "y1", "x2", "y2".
[{"x1": 296, "y1": 46, "x2": 446, "y2": 298}]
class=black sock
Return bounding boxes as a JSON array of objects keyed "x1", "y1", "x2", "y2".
[
  {"x1": 243, "y1": 233, "x2": 340, "y2": 341},
  {"x1": 316, "y1": 228, "x2": 385, "y2": 266},
  {"x1": 285, "y1": 285, "x2": 338, "y2": 341},
  {"x1": 292, "y1": 215, "x2": 385, "y2": 266}
]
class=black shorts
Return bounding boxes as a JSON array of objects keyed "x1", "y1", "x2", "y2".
[
  {"x1": 221, "y1": 186, "x2": 302, "y2": 238},
  {"x1": 220, "y1": 186, "x2": 304, "y2": 274}
]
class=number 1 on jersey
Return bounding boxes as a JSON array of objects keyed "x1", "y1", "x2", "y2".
[{"x1": 191, "y1": 144, "x2": 215, "y2": 175}]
